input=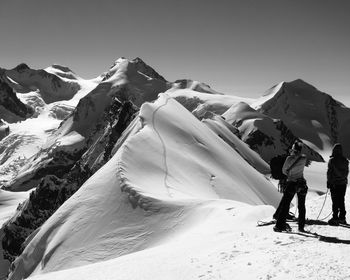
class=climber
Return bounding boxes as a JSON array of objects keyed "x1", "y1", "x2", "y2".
[
  {"x1": 273, "y1": 141, "x2": 308, "y2": 232},
  {"x1": 327, "y1": 143, "x2": 349, "y2": 225}
]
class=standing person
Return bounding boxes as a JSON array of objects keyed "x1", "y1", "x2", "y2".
[
  {"x1": 273, "y1": 141, "x2": 308, "y2": 232},
  {"x1": 327, "y1": 143, "x2": 349, "y2": 225}
]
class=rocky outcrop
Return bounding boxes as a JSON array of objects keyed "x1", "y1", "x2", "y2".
[
  {"x1": 0, "y1": 74, "x2": 34, "y2": 123},
  {"x1": 0, "y1": 120, "x2": 9, "y2": 141}
]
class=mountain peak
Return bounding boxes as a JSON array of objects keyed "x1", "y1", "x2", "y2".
[
  {"x1": 103, "y1": 57, "x2": 167, "y2": 82},
  {"x1": 49, "y1": 64, "x2": 75, "y2": 74},
  {"x1": 13, "y1": 63, "x2": 30, "y2": 72},
  {"x1": 129, "y1": 57, "x2": 167, "y2": 81},
  {"x1": 284, "y1": 79, "x2": 317, "y2": 91},
  {"x1": 131, "y1": 57, "x2": 146, "y2": 64}
]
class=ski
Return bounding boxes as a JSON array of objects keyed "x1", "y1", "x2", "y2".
[
  {"x1": 257, "y1": 220, "x2": 276, "y2": 227},
  {"x1": 339, "y1": 223, "x2": 350, "y2": 228}
]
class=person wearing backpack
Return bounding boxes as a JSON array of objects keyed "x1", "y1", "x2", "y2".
[
  {"x1": 327, "y1": 143, "x2": 349, "y2": 225},
  {"x1": 273, "y1": 141, "x2": 308, "y2": 232}
]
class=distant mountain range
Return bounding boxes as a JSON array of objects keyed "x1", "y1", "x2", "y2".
[{"x1": 0, "y1": 57, "x2": 348, "y2": 280}]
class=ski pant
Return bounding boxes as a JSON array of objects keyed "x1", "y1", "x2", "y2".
[
  {"x1": 276, "y1": 180, "x2": 307, "y2": 230},
  {"x1": 273, "y1": 179, "x2": 288, "y2": 219},
  {"x1": 330, "y1": 184, "x2": 347, "y2": 220}
]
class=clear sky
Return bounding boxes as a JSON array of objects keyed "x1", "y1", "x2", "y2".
[{"x1": 0, "y1": 0, "x2": 349, "y2": 104}]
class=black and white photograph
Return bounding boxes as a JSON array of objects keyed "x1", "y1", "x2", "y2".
[{"x1": 0, "y1": 0, "x2": 349, "y2": 279}]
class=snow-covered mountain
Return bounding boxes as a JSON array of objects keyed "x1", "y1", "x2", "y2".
[
  {"x1": 3, "y1": 63, "x2": 81, "y2": 104},
  {"x1": 7, "y1": 94, "x2": 281, "y2": 280},
  {"x1": 222, "y1": 101, "x2": 324, "y2": 163},
  {"x1": 0, "y1": 58, "x2": 349, "y2": 280},
  {"x1": 252, "y1": 79, "x2": 350, "y2": 156},
  {"x1": 0, "y1": 63, "x2": 99, "y2": 187}
]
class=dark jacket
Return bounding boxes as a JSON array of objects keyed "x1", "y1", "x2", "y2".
[{"x1": 327, "y1": 144, "x2": 349, "y2": 186}]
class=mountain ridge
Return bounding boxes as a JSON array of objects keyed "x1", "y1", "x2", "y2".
[{"x1": 0, "y1": 57, "x2": 349, "y2": 280}]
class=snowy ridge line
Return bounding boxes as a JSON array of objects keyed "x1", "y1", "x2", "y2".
[
  {"x1": 151, "y1": 95, "x2": 197, "y2": 198},
  {"x1": 115, "y1": 95, "x2": 193, "y2": 211},
  {"x1": 151, "y1": 95, "x2": 172, "y2": 198}
]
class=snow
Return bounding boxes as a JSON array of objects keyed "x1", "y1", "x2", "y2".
[
  {"x1": 1, "y1": 61, "x2": 350, "y2": 280},
  {"x1": 14, "y1": 188, "x2": 350, "y2": 280},
  {"x1": 167, "y1": 88, "x2": 254, "y2": 117},
  {"x1": 8, "y1": 94, "x2": 281, "y2": 279},
  {"x1": 252, "y1": 81, "x2": 284, "y2": 109},
  {"x1": 53, "y1": 131, "x2": 85, "y2": 153},
  {"x1": 202, "y1": 115, "x2": 270, "y2": 175},
  {"x1": 0, "y1": 190, "x2": 29, "y2": 280},
  {"x1": 251, "y1": 79, "x2": 350, "y2": 157},
  {"x1": 0, "y1": 70, "x2": 99, "y2": 186}
]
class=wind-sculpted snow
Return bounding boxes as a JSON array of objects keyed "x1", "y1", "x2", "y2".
[
  {"x1": 125, "y1": 95, "x2": 278, "y2": 202},
  {"x1": 8, "y1": 94, "x2": 281, "y2": 280},
  {"x1": 202, "y1": 116, "x2": 270, "y2": 175}
]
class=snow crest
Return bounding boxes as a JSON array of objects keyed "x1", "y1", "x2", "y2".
[{"x1": 8, "y1": 94, "x2": 280, "y2": 279}]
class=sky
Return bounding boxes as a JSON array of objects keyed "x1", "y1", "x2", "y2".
[{"x1": 0, "y1": 0, "x2": 349, "y2": 104}]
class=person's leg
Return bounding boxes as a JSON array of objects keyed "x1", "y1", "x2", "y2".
[
  {"x1": 275, "y1": 182, "x2": 295, "y2": 230},
  {"x1": 273, "y1": 180, "x2": 286, "y2": 219},
  {"x1": 338, "y1": 184, "x2": 347, "y2": 221},
  {"x1": 273, "y1": 199, "x2": 283, "y2": 220},
  {"x1": 330, "y1": 188, "x2": 339, "y2": 219},
  {"x1": 297, "y1": 192, "x2": 306, "y2": 230}
]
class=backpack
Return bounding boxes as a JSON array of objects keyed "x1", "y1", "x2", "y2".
[{"x1": 270, "y1": 155, "x2": 288, "y2": 180}]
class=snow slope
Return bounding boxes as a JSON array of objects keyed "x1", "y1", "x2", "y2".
[
  {"x1": 8, "y1": 94, "x2": 281, "y2": 279},
  {"x1": 252, "y1": 79, "x2": 350, "y2": 156},
  {"x1": 4, "y1": 64, "x2": 81, "y2": 104},
  {"x1": 0, "y1": 190, "x2": 29, "y2": 280},
  {"x1": 54, "y1": 57, "x2": 168, "y2": 141},
  {"x1": 167, "y1": 87, "x2": 253, "y2": 119},
  {"x1": 4, "y1": 58, "x2": 167, "y2": 192},
  {"x1": 1, "y1": 59, "x2": 350, "y2": 280},
  {"x1": 222, "y1": 102, "x2": 324, "y2": 163},
  {"x1": 0, "y1": 73, "x2": 98, "y2": 188},
  {"x1": 24, "y1": 189, "x2": 350, "y2": 280}
]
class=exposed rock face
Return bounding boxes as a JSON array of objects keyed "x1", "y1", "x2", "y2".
[
  {"x1": 0, "y1": 120, "x2": 10, "y2": 141},
  {"x1": 0, "y1": 74, "x2": 34, "y2": 123}
]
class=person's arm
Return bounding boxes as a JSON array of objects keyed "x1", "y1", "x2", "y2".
[{"x1": 282, "y1": 157, "x2": 291, "y2": 176}]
